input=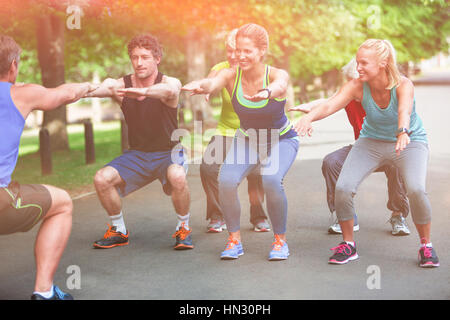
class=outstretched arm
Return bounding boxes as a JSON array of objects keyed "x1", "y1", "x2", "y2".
[
  {"x1": 116, "y1": 75, "x2": 181, "y2": 108},
  {"x1": 289, "y1": 90, "x2": 340, "y2": 113},
  {"x1": 84, "y1": 78, "x2": 125, "y2": 104},
  {"x1": 289, "y1": 98, "x2": 329, "y2": 114},
  {"x1": 181, "y1": 68, "x2": 235, "y2": 97},
  {"x1": 293, "y1": 79, "x2": 361, "y2": 136},
  {"x1": 11, "y1": 82, "x2": 96, "y2": 118},
  {"x1": 243, "y1": 67, "x2": 289, "y2": 102}
]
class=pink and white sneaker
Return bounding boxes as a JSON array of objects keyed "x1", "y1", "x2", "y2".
[
  {"x1": 328, "y1": 242, "x2": 359, "y2": 264},
  {"x1": 418, "y1": 245, "x2": 440, "y2": 268}
]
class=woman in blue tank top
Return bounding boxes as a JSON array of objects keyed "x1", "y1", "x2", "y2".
[
  {"x1": 183, "y1": 23, "x2": 298, "y2": 261},
  {"x1": 294, "y1": 39, "x2": 439, "y2": 268}
]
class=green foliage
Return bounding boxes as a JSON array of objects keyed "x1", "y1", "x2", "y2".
[{"x1": 1, "y1": 0, "x2": 448, "y2": 85}]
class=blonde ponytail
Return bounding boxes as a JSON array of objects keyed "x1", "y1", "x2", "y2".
[{"x1": 359, "y1": 39, "x2": 402, "y2": 89}]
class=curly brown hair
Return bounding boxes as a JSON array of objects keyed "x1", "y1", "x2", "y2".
[{"x1": 127, "y1": 34, "x2": 162, "y2": 60}]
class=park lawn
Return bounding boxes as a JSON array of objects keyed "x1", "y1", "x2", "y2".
[{"x1": 12, "y1": 121, "x2": 123, "y2": 198}]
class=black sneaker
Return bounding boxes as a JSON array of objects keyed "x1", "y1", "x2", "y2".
[
  {"x1": 31, "y1": 285, "x2": 73, "y2": 300},
  {"x1": 418, "y1": 246, "x2": 440, "y2": 268},
  {"x1": 328, "y1": 242, "x2": 359, "y2": 264},
  {"x1": 93, "y1": 224, "x2": 129, "y2": 249}
]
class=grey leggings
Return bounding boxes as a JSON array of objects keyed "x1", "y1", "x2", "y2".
[{"x1": 335, "y1": 138, "x2": 431, "y2": 225}]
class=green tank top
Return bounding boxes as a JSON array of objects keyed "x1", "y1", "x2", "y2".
[{"x1": 211, "y1": 61, "x2": 240, "y2": 137}]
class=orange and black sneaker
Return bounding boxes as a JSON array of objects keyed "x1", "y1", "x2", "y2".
[
  {"x1": 172, "y1": 222, "x2": 194, "y2": 250},
  {"x1": 93, "y1": 224, "x2": 129, "y2": 249}
]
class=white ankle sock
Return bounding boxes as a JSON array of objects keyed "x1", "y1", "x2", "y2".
[
  {"x1": 345, "y1": 241, "x2": 355, "y2": 247},
  {"x1": 110, "y1": 212, "x2": 126, "y2": 234},
  {"x1": 176, "y1": 212, "x2": 190, "y2": 230},
  {"x1": 421, "y1": 242, "x2": 432, "y2": 248},
  {"x1": 34, "y1": 285, "x2": 54, "y2": 298}
]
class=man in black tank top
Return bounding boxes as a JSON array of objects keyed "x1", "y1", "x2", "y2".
[{"x1": 85, "y1": 34, "x2": 193, "y2": 250}]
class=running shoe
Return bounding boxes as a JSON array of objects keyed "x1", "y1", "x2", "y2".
[
  {"x1": 172, "y1": 222, "x2": 194, "y2": 250},
  {"x1": 328, "y1": 242, "x2": 359, "y2": 264},
  {"x1": 253, "y1": 219, "x2": 271, "y2": 232},
  {"x1": 418, "y1": 245, "x2": 440, "y2": 268},
  {"x1": 31, "y1": 285, "x2": 73, "y2": 300},
  {"x1": 93, "y1": 224, "x2": 129, "y2": 249},
  {"x1": 268, "y1": 235, "x2": 289, "y2": 261},
  {"x1": 328, "y1": 214, "x2": 359, "y2": 234},
  {"x1": 389, "y1": 215, "x2": 410, "y2": 236},
  {"x1": 207, "y1": 219, "x2": 227, "y2": 233},
  {"x1": 220, "y1": 236, "x2": 244, "y2": 260}
]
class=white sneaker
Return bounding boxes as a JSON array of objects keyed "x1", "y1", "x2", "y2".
[
  {"x1": 206, "y1": 219, "x2": 227, "y2": 233},
  {"x1": 328, "y1": 219, "x2": 359, "y2": 234},
  {"x1": 389, "y1": 215, "x2": 410, "y2": 236}
]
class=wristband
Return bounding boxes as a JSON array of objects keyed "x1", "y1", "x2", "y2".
[
  {"x1": 257, "y1": 88, "x2": 271, "y2": 99},
  {"x1": 396, "y1": 127, "x2": 412, "y2": 137}
]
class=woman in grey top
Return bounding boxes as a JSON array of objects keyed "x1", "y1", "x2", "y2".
[{"x1": 295, "y1": 39, "x2": 439, "y2": 268}]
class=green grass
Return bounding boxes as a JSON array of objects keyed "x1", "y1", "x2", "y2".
[{"x1": 13, "y1": 122, "x2": 123, "y2": 197}]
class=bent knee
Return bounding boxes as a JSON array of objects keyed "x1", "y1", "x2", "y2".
[
  {"x1": 218, "y1": 174, "x2": 239, "y2": 190},
  {"x1": 335, "y1": 183, "x2": 354, "y2": 199},
  {"x1": 322, "y1": 154, "x2": 342, "y2": 173},
  {"x1": 167, "y1": 165, "x2": 187, "y2": 188},
  {"x1": 407, "y1": 186, "x2": 427, "y2": 199},
  {"x1": 44, "y1": 185, "x2": 73, "y2": 218},
  {"x1": 200, "y1": 161, "x2": 219, "y2": 179},
  {"x1": 262, "y1": 175, "x2": 282, "y2": 192},
  {"x1": 94, "y1": 167, "x2": 120, "y2": 189}
]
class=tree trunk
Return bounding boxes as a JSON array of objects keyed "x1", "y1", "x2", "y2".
[{"x1": 36, "y1": 13, "x2": 69, "y2": 151}]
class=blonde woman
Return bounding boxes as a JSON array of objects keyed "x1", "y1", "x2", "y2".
[
  {"x1": 200, "y1": 29, "x2": 269, "y2": 234},
  {"x1": 295, "y1": 39, "x2": 439, "y2": 267},
  {"x1": 183, "y1": 23, "x2": 298, "y2": 261},
  {"x1": 290, "y1": 58, "x2": 410, "y2": 236}
]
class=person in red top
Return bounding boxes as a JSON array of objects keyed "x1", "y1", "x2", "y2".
[
  {"x1": 344, "y1": 100, "x2": 366, "y2": 140},
  {"x1": 290, "y1": 58, "x2": 410, "y2": 235}
]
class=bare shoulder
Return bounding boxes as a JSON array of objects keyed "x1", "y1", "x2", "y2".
[
  {"x1": 10, "y1": 83, "x2": 44, "y2": 115},
  {"x1": 268, "y1": 66, "x2": 289, "y2": 81},
  {"x1": 340, "y1": 78, "x2": 363, "y2": 101},
  {"x1": 347, "y1": 78, "x2": 364, "y2": 92},
  {"x1": 396, "y1": 76, "x2": 414, "y2": 99},
  {"x1": 397, "y1": 76, "x2": 414, "y2": 90},
  {"x1": 219, "y1": 66, "x2": 237, "y2": 79},
  {"x1": 12, "y1": 83, "x2": 45, "y2": 99},
  {"x1": 162, "y1": 75, "x2": 182, "y2": 89}
]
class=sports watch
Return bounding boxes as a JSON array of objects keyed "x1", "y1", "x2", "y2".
[
  {"x1": 396, "y1": 127, "x2": 412, "y2": 137},
  {"x1": 257, "y1": 88, "x2": 272, "y2": 99}
]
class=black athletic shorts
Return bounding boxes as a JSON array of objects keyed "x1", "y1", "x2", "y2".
[{"x1": 0, "y1": 182, "x2": 52, "y2": 235}]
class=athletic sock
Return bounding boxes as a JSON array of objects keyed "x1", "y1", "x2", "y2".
[
  {"x1": 176, "y1": 212, "x2": 190, "y2": 230},
  {"x1": 421, "y1": 242, "x2": 433, "y2": 248},
  {"x1": 33, "y1": 285, "x2": 54, "y2": 299},
  {"x1": 110, "y1": 211, "x2": 126, "y2": 234},
  {"x1": 345, "y1": 241, "x2": 355, "y2": 247}
]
